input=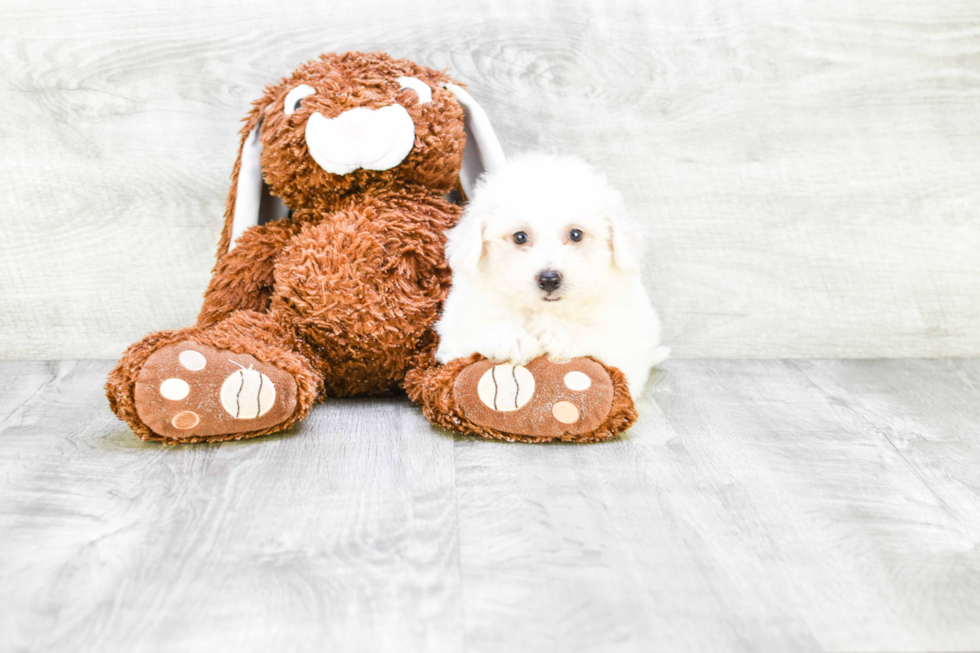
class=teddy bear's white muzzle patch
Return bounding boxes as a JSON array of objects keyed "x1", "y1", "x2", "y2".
[{"x1": 305, "y1": 104, "x2": 416, "y2": 176}]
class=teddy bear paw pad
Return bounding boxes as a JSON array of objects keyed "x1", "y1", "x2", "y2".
[
  {"x1": 453, "y1": 357, "x2": 615, "y2": 439},
  {"x1": 134, "y1": 342, "x2": 297, "y2": 440}
]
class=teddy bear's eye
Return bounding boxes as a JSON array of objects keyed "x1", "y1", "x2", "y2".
[
  {"x1": 397, "y1": 76, "x2": 432, "y2": 105},
  {"x1": 284, "y1": 84, "x2": 316, "y2": 116},
  {"x1": 568, "y1": 229, "x2": 583, "y2": 242},
  {"x1": 513, "y1": 231, "x2": 528, "y2": 245}
]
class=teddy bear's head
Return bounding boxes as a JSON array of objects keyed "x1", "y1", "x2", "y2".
[
  {"x1": 219, "y1": 51, "x2": 504, "y2": 256},
  {"x1": 257, "y1": 52, "x2": 465, "y2": 205}
]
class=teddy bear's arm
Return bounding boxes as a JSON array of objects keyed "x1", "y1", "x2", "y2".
[{"x1": 197, "y1": 220, "x2": 302, "y2": 328}]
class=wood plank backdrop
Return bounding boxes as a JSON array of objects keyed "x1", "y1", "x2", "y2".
[{"x1": 1, "y1": 0, "x2": 978, "y2": 360}]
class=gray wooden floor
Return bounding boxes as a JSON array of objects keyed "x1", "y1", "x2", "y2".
[{"x1": 1, "y1": 359, "x2": 978, "y2": 652}]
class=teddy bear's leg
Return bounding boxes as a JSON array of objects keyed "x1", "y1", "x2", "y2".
[
  {"x1": 405, "y1": 354, "x2": 637, "y2": 443},
  {"x1": 106, "y1": 310, "x2": 322, "y2": 444}
]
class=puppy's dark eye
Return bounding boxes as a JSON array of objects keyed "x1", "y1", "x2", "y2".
[
  {"x1": 569, "y1": 229, "x2": 583, "y2": 242},
  {"x1": 293, "y1": 98, "x2": 304, "y2": 111},
  {"x1": 513, "y1": 231, "x2": 528, "y2": 245}
]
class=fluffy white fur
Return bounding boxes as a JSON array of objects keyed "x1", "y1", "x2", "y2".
[{"x1": 435, "y1": 153, "x2": 668, "y2": 397}]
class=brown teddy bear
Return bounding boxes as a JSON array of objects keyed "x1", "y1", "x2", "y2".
[{"x1": 105, "y1": 52, "x2": 637, "y2": 444}]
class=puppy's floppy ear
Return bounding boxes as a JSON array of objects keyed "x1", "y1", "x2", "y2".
[
  {"x1": 216, "y1": 97, "x2": 289, "y2": 258},
  {"x1": 610, "y1": 218, "x2": 641, "y2": 272},
  {"x1": 605, "y1": 189, "x2": 643, "y2": 273},
  {"x1": 445, "y1": 211, "x2": 486, "y2": 272},
  {"x1": 441, "y1": 83, "x2": 506, "y2": 200}
]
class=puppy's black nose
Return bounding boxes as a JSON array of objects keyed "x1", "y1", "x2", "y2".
[{"x1": 536, "y1": 269, "x2": 562, "y2": 292}]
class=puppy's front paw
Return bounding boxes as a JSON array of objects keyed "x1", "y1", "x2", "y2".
[
  {"x1": 476, "y1": 323, "x2": 541, "y2": 365},
  {"x1": 536, "y1": 329, "x2": 580, "y2": 362}
]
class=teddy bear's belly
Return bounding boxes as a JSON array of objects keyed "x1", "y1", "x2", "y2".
[{"x1": 268, "y1": 217, "x2": 450, "y2": 395}]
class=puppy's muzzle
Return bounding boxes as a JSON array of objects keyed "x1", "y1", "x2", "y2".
[{"x1": 536, "y1": 269, "x2": 562, "y2": 292}]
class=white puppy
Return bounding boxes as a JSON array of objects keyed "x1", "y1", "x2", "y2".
[{"x1": 435, "y1": 153, "x2": 667, "y2": 397}]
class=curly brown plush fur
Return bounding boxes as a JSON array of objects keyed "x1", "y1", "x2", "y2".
[
  {"x1": 107, "y1": 52, "x2": 464, "y2": 442},
  {"x1": 106, "y1": 51, "x2": 637, "y2": 444}
]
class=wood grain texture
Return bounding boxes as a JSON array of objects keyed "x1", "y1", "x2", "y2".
[
  {"x1": 456, "y1": 360, "x2": 980, "y2": 652},
  {"x1": 1, "y1": 0, "x2": 979, "y2": 360},
  {"x1": 1, "y1": 359, "x2": 979, "y2": 651},
  {"x1": 0, "y1": 360, "x2": 462, "y2": 652}
]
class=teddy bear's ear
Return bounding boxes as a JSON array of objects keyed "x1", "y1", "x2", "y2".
[
  {"x1": 441, "y1": 84, "x2": 506, "y2": 200},
  {"x1": 216, "y1": 105, "x2": 289, "y2": 258}
]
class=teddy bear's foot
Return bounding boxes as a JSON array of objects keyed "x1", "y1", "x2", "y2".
[
  {"x1": 454, "y1": 357, "x2": 618, "y2": 440},
  {"x1": 133, "y1": 341, "x2": 298, "y2": 441},
  {"x1": 408, "y1": 355, "x2": 638, "y2": 443}
]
